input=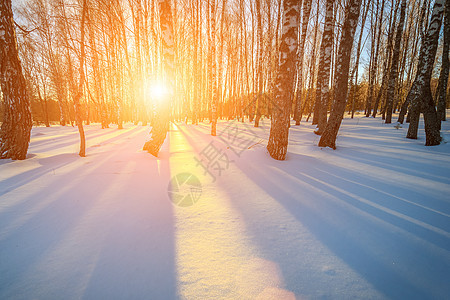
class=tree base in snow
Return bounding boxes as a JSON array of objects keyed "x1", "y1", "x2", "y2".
[
  {"x1": 143, "y1": 123, "x2": 168, "y2": 157},
  {"x1": 318, "y1": 140, "x2": 336, "y2": 150},
  {"x1": 0, "y1": 142, "x2": 29, "y2": 160},
  {"x1": 267, "y1": 144, "x2": 287, "y2": 160},
  {"x1": 425, "y1": 136, "x2": 442, "y2": 146},
  {"x1": 318, "y1": 129, "x2": 337, "y2": 149},
  {"x1": 267, "y1": 115, "x2": 289, "y2": 161},
  {"x1": 143, "y1": 140, "x2": 162, "y2": 157}
]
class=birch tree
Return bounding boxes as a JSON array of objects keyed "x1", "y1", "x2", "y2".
[
  {"x1": 385, "y1": 0, "x2": 407, "y2": 123},
  {"x1": 267, "y1": 0, "x2": 300, "y2": 160},
  {"x1": 371, "y1": 0, "x2": 391, "y2": 118},
  {"x1": 209, "y1": 0, "x2": 218, "y2": 136},
  {"x1": 143, "y1": 0, "x2": 175, "y2": 156},
  {"x1": 314, "y1": 0, "x2": 334, "y2": 135},
  {"x1": 406, "y1": 0, "x2": 445, "y2": 145},
  {"x1": 436, "y1": 0, "x2": 450, "y2": 126},
  {"x1": 0, "y1": 0, "x2": 33, "y2": 160},
  {"x1": 366, "y1": 0, "x2": 390, "y2": 118},
  {"x1": 318, "y1": 0, "x2": 362, "y2": 149},
  {"x1": 293, "y1": 0, "x2": 311, "y2": 126},
  {"x1": 73, "y1": 0, "x2": 87, "y2": 157},
  {"x1": 349, "y1": 0, "x2": 369, "y2": 119},
  {"x1": 254, "y1": 0, "x2": 263, "y2": 127}
]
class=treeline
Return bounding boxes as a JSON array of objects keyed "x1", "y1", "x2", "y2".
[
  {"x1": 1, "y1": 0, "x2": 449, "y2": 159},
  {"x1": 11, "y1": 0, "x2": 447, "y2": 128}
]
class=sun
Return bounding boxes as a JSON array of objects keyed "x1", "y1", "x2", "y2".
[{"x1": 144, "y1": 81, "x2": 170, "y2": 102}]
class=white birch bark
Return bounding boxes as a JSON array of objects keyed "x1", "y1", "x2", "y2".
[
  {"x1": 406, "y1": 0, "x2": 445, "y2": 145},
  {"x1": 314, "y1": 0, "x2": 334, "y2": 135},
  {"x1": 385, "y1": 0, "x2": 407, "y2": 124},
  {"x1": 0, "y1": 0, "x2": 32, "y2": 160},
  {"x1": 143, "y1": 0, "x2": 175, "y2": 156},
  {"x1": 318, "y1": 0, "x2": 363, "y2": 149},
  {"x1": 267, "y1": 0, "x2": 300, "y2": 160}
]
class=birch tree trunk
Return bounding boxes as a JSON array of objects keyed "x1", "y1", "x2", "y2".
[
  {"x1": 0, "y1": 0, "x2": 32, "y2": 160},
  {"x1": 73, "y1": 0, "x2": 87, "y2": 157},
  {"x1": 267, "y1": 0, "x2": 300, "y2": 160},
  {"x1": 254, "y1": 0, "x2": 263, "y2": 127},
  {"x1": 309, "y1": 4, "x2": 320, "y2": 126},
  {"x1": 314, "y1": 0, "x2": 334, "y2": 135},
  {"x1": 349, "y1": 0, "x2": 369, "y2": 119},
  {"x1": 370, "y1": 0, "x2": 389, "y2": 118},
  {"x1": 210, "y1": 0, "x2": 218, "y2": 136},
  {"x1": 318, "y1": 0, "x2": 362, "y2": 149},
  {"x1": 436, "y1": 0, "x2": 450, "y2": 126},
  {"x1": 87, "y1": 2, "x2": 107, "y2": 129},
  {"x1": 217, "y1": 0, "x2": 227, "y2": 124},
  {"x1": 397, "y1": 0, "x2": 429, "y2": 124},
  {"x1": 192, "y1": 0, "x2": 200, "y2": 125},
  {"x1": 143, "y1": 0, "x2": 174, "y2": 156},
  {"x1": 293, "y1": 0, "x2": 311, "y2": 126},
  {"x1": 406, "y1": 0, "x2": 445, "y2": 145},
  {"x1": 385, "y1": 0, "x2": 407, "y2": 123},
  {"x1": 366, "y1": 0, "x2": 388, "y2": 118}
]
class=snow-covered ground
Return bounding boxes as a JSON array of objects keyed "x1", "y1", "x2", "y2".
[{"x1": 1, "y1": 113, "x2": 449, "y2": 299}]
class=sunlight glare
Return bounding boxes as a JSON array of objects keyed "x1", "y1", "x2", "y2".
[{"x1": 145, "y1": 81, "x2": 170, "y2": 102}]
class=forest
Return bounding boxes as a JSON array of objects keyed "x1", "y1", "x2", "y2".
[
  {"x1": 1, "y1": 0, "x2": 448, "y2": 160},
  {"x1": 1, "y1": 0, "x2": 450, "y2": 299}
]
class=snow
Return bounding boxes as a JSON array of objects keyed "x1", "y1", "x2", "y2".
[{"x1": 1, "y1": 113, "x2": 450, "y2": 299}]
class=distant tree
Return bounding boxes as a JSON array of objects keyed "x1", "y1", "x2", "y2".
[
  {"x1": 314, "y1": 0, "x2": 334, "y2": 135},
  {"x1": 307, "y1": 4, "x2": 320, "y2": 124},
  {"x1": 436, "y1": 0, "x2": 450, "y2": 126},
  {"x1": 143, "y1": 0, "x2": 174, "y2": 156},
  {"x1": 19, "y1": 36, "x2": 51, "y2": 127},
  {"x1": 318, "y1": 0, "x2": 362, "y2": 149},
  {"x1": 366, "y1": 0, "x2": 391, "y2": 118},
  {"x1": 0, "y1": 0, "x2": 32, "y2": 160},
  {"x1": 209, "y1": 0, "x2": 218, "y2": 136},
  {"x1": 371, "y1": 0, "x2": 392, "y2": 118},
  {"x1": 293, "y1": 0, "x2": 312, "y2": 126},
  {"x1": 217, "y1": 0, "x2": 227, "y2": 124},
  {"x1": 191, "y1": 0, "x2": 201, "y2": 125},
  {"x1": 406, "y1": 0, "x2": 445, "y2": 145},
  {"x1": 86, "y1": 0, "x2": 108, "y2": 128},
  {"x1": 349, "y1": 0, "x2": 369, "y2": 119},
  {"x1": 397, "y1": 0, "x2": 430, "y2": 124},
  {"x1": 254, "y1": 0, "x2": 263, "y2": 127},
  {"x1": 74, "y1": 0, "x2": 87, "y2": 157},
  {"x1": 385, "y1": 0, "x2": 407, "y2": 123},
  {"x1": 267, "y1": 0, "x2": 300, "y2": 160}
]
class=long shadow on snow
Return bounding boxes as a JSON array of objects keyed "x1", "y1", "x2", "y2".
[
  {"x1": 0, "y1": 126, "x2": 148, "y2": 198},
  {"x1": 30, "y1": 124, "x2": 104, "y2": 144},
  {"x1": 322, "y1": 146, "x2": 450, "y2": 216},
  {"x1": 0, "y1": 158, "x2": 132, "y2": 298},
  {"x1": 0, "y1": 153, "x2": 79, "y2": 198},
  {"x1": 81, "y1": 150, "x2": 176, "y2": 299},
  {"x1": 32, "y1": 125, "x2": 143, "y2": 153},
  {"x1": 0, "y1": 134, "x2": 176, "y2": 300},
  {"x1": 28, "y1": 125, "x2": 114, "y2": 151},
  {"x1": 1, "y1": 124, "x2": 146, "y2": 200},
  {"x1": 346, "y1": 136, "x2": 449, "y2": 160},
  {"x1": 229, "y1": 151, "x2": 448, "y2": 299}
]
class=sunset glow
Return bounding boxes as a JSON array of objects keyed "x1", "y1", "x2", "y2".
[
  {"x1": 145, "y1": 81, "x2": 170, "y2": 103},
  {"x1": 2, "y1": 0, "x2": 449, "y2": 298}
]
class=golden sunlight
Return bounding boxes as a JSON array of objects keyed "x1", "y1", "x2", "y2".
[{"x1": 144, "y1": 81, "x2": 170, "y2": 103}]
